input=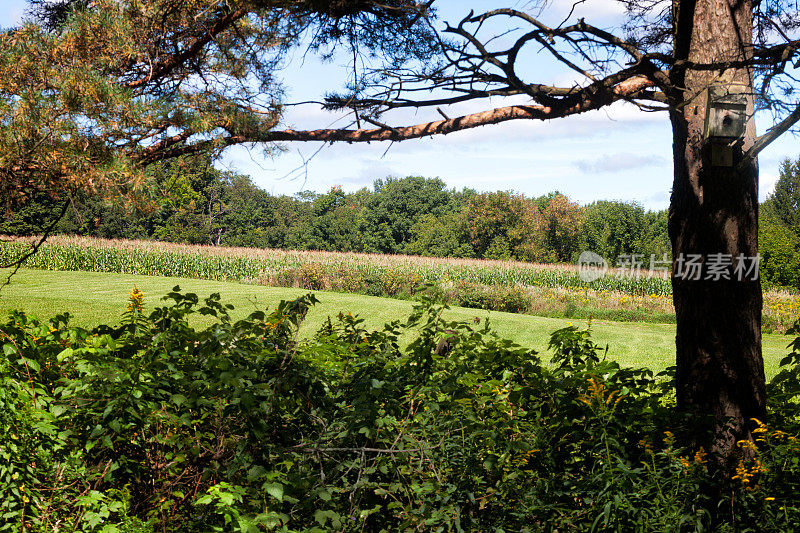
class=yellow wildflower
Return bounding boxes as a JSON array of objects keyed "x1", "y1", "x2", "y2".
[
  {"x1": 639, "y1": 438, "x2": 653, "y2": 454},
  {"x1": 731, "y1": 457, "x2": 767, "y2": 485},
  {"x1": 127, "y1": 285, "x2": 144, "y2": 313},
  {"x1": 579, "y1": 378, "x2": 624, "y2": 411},
  {"x1": 737, "y1": 439, "x2": 757, "y2": 452},
  {"x1": 770, "y1": 430, "x2": 788, "y2": 440},
  {"x1": 693, "y1": 447, "x2": 707, "y2": 464},
  {"x1": 731, "y1": 460, "x2": 750, "y2": 483}
]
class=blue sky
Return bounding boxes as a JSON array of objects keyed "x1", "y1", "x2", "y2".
[{"x1": 3, "y1": 0, "x2": 797, "y2": 210}]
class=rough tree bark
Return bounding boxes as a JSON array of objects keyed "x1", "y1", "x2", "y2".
[{"x1": 670, "y1": 0, "x2": 766, "y2": 462}]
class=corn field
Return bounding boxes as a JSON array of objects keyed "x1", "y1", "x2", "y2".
[{"x1": 0, "y1": 235, "x2": 673, "y2": 296}]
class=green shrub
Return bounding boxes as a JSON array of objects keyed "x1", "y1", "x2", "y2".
[
  {"x1": 2, "y1": 289, "x2": 799, "y2": 531},
  {"x1": 330, "y1": 265, "x2": 366, "y2": 293},
  {"x1": 379, "y1": 268, "x2": 407, "y2": 296},
  {"x1": 296, "y1": 261, "x2": 328, "y2": 290},
  {"x1": 268, "y1": 267, "x2": 295, "y2": 288},
  {"x1": 490, "y1": 284, "x2": 531, "y2": 313},
  {"x1": 360, "y1": 272, "x2": 384, "y2": 296},
  {"x1": 452, "y1": 280, "x2": 492, "y2": 309},
  {"x1": 760, "y1": 216, "x2": 800, "y2": 290},
  {"x1": 269, "y1": 262, "x2": 329, "y2": 290}
]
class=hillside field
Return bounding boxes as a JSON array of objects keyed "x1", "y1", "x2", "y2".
[
  {"x1": 0, "y1": 268, "x2": 792, "y2": 377},
  {"x1": 2, "y1": 235, "x2": 799, "y2": 331}
]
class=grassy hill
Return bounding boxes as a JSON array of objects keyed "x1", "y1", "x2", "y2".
[{"x1": 0, "y1": 268, "x2": 792, "y2": 377}]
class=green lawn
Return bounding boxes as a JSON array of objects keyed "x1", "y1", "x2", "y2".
[{"x1": 0, "y1": 268, "x2": 791, "y2": 377}]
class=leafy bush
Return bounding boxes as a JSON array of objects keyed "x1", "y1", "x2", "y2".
[
  {"x1": 760, "y1": 213, "x2": 800, "y2": 290},
  {"x1": 268, "y1": 267, "x2": 295, "y2": 288},
  {"x1": 378, "y1": 269, "x2": 423, "y2": 297},
  {"x1": 330, "y1": 265, "x2": 366, "y2": 293},
  {"x1": 270, "y1": 262, "x2": 329, "y2": 290},
  {"x1": 296, "y1": 262, "x2": 328, "y2": 290},
  {"x1": 490, "y1": 284, "x2": 532, "y2": 313},
  {"x1": 2, "y1": 290, "x2": 800, "y2": 531},
  {"x1": 451, "y1": 280, "x2": 493, "y2": 310}
]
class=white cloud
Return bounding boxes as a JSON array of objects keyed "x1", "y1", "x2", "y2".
[
  {"x1": 0, "y1": 1, "x2": 26, "y2": 28},
  {"x1": 574, "y1": 152, "x2": 668, "y2": 173},
  {"x1": 760, "y1": 174, "x2": 777, "y2": 202},
  {"x1": 646, "y1": 191, "x2": 671, "y2": 209},
  {"x1": 542, "y1": 0, "x2": 627, "y2": 26},
  {"x1": 569, "y1": 0, "x2": 628, "y2": 20}
]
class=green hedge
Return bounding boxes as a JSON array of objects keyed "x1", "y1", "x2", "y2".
[{"x1": 2, "y1": 289, "x2": 799, "y2": 531}]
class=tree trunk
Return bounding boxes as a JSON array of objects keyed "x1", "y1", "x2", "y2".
[{"x1": 669, "y1": 0, "x2": 765, "y2": 464}]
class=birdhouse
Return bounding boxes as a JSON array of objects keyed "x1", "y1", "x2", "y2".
[{"x1": 703, "y1": 84, "x2": 748, "y2": 143}]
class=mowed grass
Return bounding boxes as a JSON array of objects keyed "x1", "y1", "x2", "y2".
[{"x1": 0, "y1": 268, "x2": 791, "y2": 378}]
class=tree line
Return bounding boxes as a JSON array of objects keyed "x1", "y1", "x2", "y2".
[
  {"x1": 760, "y1": 157, "x2": 800, "y2": 290},
  {"x1": 6, "y1": 152, "x2": 800, "y2": 292},
  {"x1": 2, "y1": 154, "x2": 672, "y2": 264}
]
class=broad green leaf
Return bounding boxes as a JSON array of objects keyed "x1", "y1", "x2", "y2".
[
  {"x1": 264, "y1": 482, "x2": 283, "y2": 502},
  {"x1": 57, "y1": 347, "x2": 73, "y2": 362}
]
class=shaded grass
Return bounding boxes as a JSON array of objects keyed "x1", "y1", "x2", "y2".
[
  {"x1": 0, "y1": 268, "x2": 791, "y2": 377},
  {"x1": 531, "y1": 306, "x2": 677, "y2": 324}
]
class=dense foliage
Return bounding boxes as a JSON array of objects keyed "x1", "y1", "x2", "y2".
[
  {"x1": 1, "y1": 154, "x2": 671, "y2": 266},
  {"x1": 2, "y1": 288, "x2": 800, "y2": 531},
  {"x1": 2, "y1": 0, "x2": 796, "y2": 479},
  {"x1": 0, "y1": 0, "x2": 435, "y2": 215},
  {"x1": 761, "y1": 156, "x2": 800, "y2": 290},
  {"x1": 11, "y1": 149, "x2": 798, "y2": 292}
]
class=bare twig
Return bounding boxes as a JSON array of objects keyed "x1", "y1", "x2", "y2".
[{"x1": 0, "y1": 200, "x2": 70, "y2": 292}]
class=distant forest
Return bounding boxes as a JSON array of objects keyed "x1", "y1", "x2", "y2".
[{"x1": 4, "y1": 153, "x2": 800, "y2": 289}]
